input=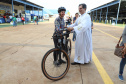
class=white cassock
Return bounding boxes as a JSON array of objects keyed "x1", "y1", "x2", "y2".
[{"x1": 68, "y1": 13, "x2": 92, "y2": 64}]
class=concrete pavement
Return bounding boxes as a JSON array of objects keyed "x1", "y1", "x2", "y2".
[{"x1": 0, "y1": 19, "x2": 126, "y2": 84}]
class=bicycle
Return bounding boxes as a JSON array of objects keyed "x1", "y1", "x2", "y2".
[{"x1": 41, "y1": 28, "x2": 72, "y2": 81}]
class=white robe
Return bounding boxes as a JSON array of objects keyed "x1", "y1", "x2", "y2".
[{"x1": 68, "y1": 13, "x2": 92, "y2": 64}]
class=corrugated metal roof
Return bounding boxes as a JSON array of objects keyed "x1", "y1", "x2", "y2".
[{"x1": 90, "y1": 0, "x2": 119, "y2": 12}]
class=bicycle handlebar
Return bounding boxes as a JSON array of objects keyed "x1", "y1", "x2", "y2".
[
  {"x1": 52, "y1": 28, "x2": 70, "y2": 39},
  {"x1": 59, "y1": 28, "x2": 68, "y2": 31}
]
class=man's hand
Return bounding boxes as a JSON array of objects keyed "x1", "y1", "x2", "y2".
[
  {"x1": 91, "y1": 26, "x2": 93, "y2": 29},
  {"x1": 67, "y1": 27, "x2": 74, "y2": 31},
  {"x1": 123, "y1": 47, "x2": 126, "y2": 54}
]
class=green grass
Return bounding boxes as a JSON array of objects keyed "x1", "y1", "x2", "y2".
[
  {"x1": 0, "y1": 22, "x2": 30, "y2": 28},
  {"x1": 115, "y1": 24, "x2": 126, "y2": 28},
  {"x1": 93, "y1": 21, "x2": 126, "y2": 28},
  {"x1": 106, "y1": 23, "x2": 125, "y2": 28}
]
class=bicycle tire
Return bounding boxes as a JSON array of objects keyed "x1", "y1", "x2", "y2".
[
  {"x1": 67, "y1": 39, "x2": 72, "y2": 57},
  {"x1": 41, "y1": 48, "x2": 70, "y2": 81}
]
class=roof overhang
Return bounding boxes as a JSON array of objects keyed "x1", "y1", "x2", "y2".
[
  {"x1": 90, "y1": 0, "x2": 119, "y2": 12},
  {"x1": 0, "y1": 0, "x2": 44, "y2": 10}
]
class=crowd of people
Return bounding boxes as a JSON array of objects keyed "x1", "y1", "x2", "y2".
[
  {"x1": 0, "y1": 13, "x2": 40, "y2": 27},
  {"x1": 0, "y1": 14, "x2": 12, "y2": 23}
]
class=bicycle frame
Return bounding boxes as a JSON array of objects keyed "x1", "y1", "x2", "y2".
[{"x1": 53, "y1": 29, "x2": 70, "y2": 61}]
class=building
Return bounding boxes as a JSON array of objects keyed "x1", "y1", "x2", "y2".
[
  {"x1": 89, "y1": 0, "x2": 126, "y2": 24},
  {"x1": 0, "y1": 0, "x2": 44, "y2": 23}
]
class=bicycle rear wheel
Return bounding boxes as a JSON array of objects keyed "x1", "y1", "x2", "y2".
[
  {"x1": 67, "y1": 39, "x2": 72, "y2": 57},
  {"x1": 41, "y1": 48, "x2": 70, "y2": 81}
]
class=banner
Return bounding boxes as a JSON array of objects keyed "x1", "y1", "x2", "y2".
[
  {"x1": 0, "y1": 10, "x2": 5, "y2": 14},
  {"x1": 0, "y1": 4, "x2": 11, "y2": 14}
]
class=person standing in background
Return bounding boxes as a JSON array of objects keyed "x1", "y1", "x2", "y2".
[
  {"x1": 72, "y1": 13, "x2": 79, "y2": 41},
  {"x1": 34, "y1": 16, "x2": 36, "y2": 25},
  {"x1": 36, "y1": 16, "x2": 39, "y2": 25},
  {"x1": 9, "y1": 14, "x2": 12, "y2": 21},
  {"x1": 21, "y1": 16, "x2": 25, "y2": 25},
  {"x1": 3, "y1": 14, "x2": 7, "y2": 22},
  {"x1": 73, "y1": 13, "x2": 79, "y2": 23},
  {"x1": 91, "y1": 21, "x2": 93, "y2": 33},
  {"x1": 67, "y1": 17, "x2": 72, "y2": 25},
  {"x1": 12, "y1": 16, "x2": 17, "y2": 27}
]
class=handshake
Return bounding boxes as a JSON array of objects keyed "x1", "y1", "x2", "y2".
[{"x1": 64, "y1": 27, "x2": 74, "y2": 31}]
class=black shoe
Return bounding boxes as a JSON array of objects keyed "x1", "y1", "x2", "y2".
[
  {"x1": 53, "y1": 61, "x2": 61, "y2": 67},
  {"x1": 59, "y1": 59, "x2": 66, "y2": 64},
  {"x1": 71, "y1": 62, "x2": 80, "y2": 65}
]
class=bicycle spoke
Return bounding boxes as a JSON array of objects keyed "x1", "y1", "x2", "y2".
[{"x1": 43, "y1": 50, "x2": 68, "y2": 78}]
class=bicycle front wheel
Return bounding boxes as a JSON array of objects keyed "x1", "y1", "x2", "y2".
[{"x1": 41, "y1": 48, "x2": 70, "y2": 81}]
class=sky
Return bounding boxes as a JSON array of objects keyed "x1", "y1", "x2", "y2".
[{"x1": 28, "y1": 0, "x2": 114, "y2": 16}]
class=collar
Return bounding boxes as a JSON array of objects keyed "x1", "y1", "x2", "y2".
[
  {"x1": 81, "y1": 13, "x2": 86, "y2": 16},
  {"x1": 59, "y1": 16, "x2": 63, "y2": 20}
]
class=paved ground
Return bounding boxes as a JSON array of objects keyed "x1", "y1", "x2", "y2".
[{"x1": 0, "y1": 19, "x2": 126, "y2": 84}]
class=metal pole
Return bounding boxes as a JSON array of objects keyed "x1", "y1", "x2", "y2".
[
  {"x1": 91, "y1": 12, "x2": 92, "y2": 21},
  {"x1": 95, "y1": 10, "x2": 97, "y2": 22},
  {"x1": 38, "y1": 8, "x2": 39, "y2": 21},
  {"x1": 32, "y1": 7, "x2": 34, "y2": 22},
  {"x1": 99, "y1": 9, "x2": 102, "y2": 23},
  {"x1": 105, "y1": 7, "x2": 108, "y2": 24},
  {"x1": 116, "y1": 0, "x2": 121, "y2": 24},
  {"x1": 93, "y1": 11, "x2": 94, "y2": 21},
  {"x1": 42, "y1": 9, "x2": 43, "y2": 21},
  {"x1": 38, "y1": 9, "x2": 39, "y2": 16},
  {"x1": 24, "y1": 4, "x2": 26, "y2": 23},
  {"x1": 12, "y1": 0, "x2": 14, "y2": 16},
  {"x1": 112, "y1": 18, "x2": 113, "y2": 24}
]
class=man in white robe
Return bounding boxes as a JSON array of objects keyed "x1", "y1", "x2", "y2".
[{"x1": 67, "y1": 3, "x2": 92, "y2": 65}]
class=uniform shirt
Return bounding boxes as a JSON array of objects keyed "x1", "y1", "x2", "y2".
[
  {"x1": 73, "y1": 17, "x2": 76, "y2": 23},
  {"x1": 12, "y1": 17, "x2": 16, "y2": 21},
  {"x1": 9, "y1": 16, "x2": 12, "y2": 19},
  {"x1": 54, "y1": 16, "x2": 65, "y2": 33},
  {"x1": 21, "y1": 17, "x2": 25, "y2": 21}
]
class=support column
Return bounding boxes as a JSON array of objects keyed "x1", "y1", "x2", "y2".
[
  {"x1": 38, "y1": 9, "x2": 39, "y2": 17},
  {"x1": 42, "y1": 9, "x2": 43, "y2": 21},
  {"x1": 105, "y1": 7, "x2": 108, "y2": 24},
  {"x1": 116, "y1": 0, "x2": 122, "y2": 24},
  {"x1": 24, "y1": 4, "x2": 26, "y2": 23},
  {"x1": 91, "y1": 12, "x2": 92, "y2": 21},
  {"x1": 38, "y1": 8, "x2": 39, "y2": 22},
  {"x1": 12, "y1": 0, "x2": 14, "y2": 16},
  {"x1": 32, "y1": 7, "x2": 34, "y2": 22},
  {"x1": 92, "y1": 11, "x2": 94, "y2": 22},
  {"x1": 95, "y1": 10, "x2": 97, "y2": 22},
  {"x1": 99, "y1": 9, "x2": 102, "y2": 23}
]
